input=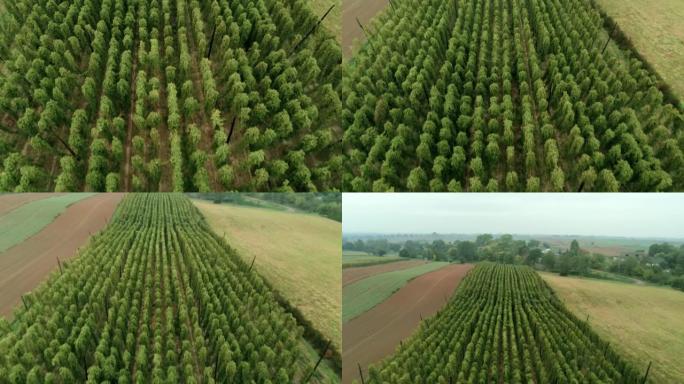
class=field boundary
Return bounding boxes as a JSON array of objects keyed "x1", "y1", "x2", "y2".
[
  {"x1": 200, "y1": 212, "x2": 342, "y2": 374},
  {"x1": 589, "y1": 0, "x2": 682, "y2": 108}
]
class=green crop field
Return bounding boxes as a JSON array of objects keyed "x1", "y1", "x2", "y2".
[
  {"x1": 0, "y1": 0, "x2": 341, "y2": 192},
  {"x1": 595, "y1": 0, "x2": 684, "y2": 102},
  {"x1": 366, "y1": 263, "x2": 643, "y2": 383},
  {"x1": 342, "y1": 0, "x2": 684, "y2": 192},
  {"x1": 343, "y1": 262, "x2": 448, "y2": 322},
  {"x1": 0, "y1": 193, "x2": 94, "y2": 252},
  {"x1": 542, "y1": 272, "x2": 684, "y2": 384},
  {"x1": 342, "y1": 251, "x2": 405, "y2": 268},
  {"x1": 0, "y1": 193, "x2": 334, "y2": 383},
  {"x1": 194, "y1": 200, "x2": 342, "y2": 360}
]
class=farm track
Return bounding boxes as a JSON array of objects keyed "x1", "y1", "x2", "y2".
[
  {"x1": 0, "y1": 193, "x2": 124, "y2": 317},
  {"x1": 342, "y1": 263, "x2": 473, "y2": 384},
  {"x1": 341, "y1": 0, "x2": 389, "y2": 58},
  {"x1": 342, "y1": 259, "x2": 428, "y2": 286}
]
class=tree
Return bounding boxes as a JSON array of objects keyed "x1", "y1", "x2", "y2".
[
  {"x1": 542, "y1": 252, "x2": 556, "y2": 270},
  {"x1": 456, "y1": 241, "x2": 477, "y2": 262},
  {"x1": 407, "y1": 167, "x2": 427, "y2": 191},
  {"x1": 476, "y1": 234, "x2": 493, "y2": 247}
]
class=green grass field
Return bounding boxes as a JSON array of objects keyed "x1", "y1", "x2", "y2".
[
  {"x1": 193, "y1": 200, "x2": 342, "y2": 354},
  {"x1": 541, "y1": 272, "x2": 684, "y2": 383},
  {"x1": 342, "y1": 250, "x2": 405, "y2": 268},
  {"x1": 0, "y1": 194, "x2": 95, "y2": 252},
  {"x1": 343, "y1": 262, "x2": 449, "y2": 322},
  {"x1": 311, "y1": 0, "x2": 341, "y2": 41},
  {"x1": 596, "y1": 0, "x2": 684, "y2": 101}
]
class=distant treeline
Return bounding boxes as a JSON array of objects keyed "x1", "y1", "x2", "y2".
[
  {"x1": 191, "y1": 192, "x2": 341, "y2": 222},
  {"x1": 344, "y1": 235, "x2": 684, "y2": 291}
]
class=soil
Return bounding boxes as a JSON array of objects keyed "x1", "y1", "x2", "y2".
[
  {"x1": 342, "y1": 263, "x2": 473, "y2": 384},
  {"x1": 0, "y1": 193, "x2": 124, "y2": 318},
  {"x1": 0, "y1": 194, "x2": 62, "y2": 216},
  {"x1": 342, "y1": 259, "x2": 428, "y2": 286},
  {"x1": 342, "y1": 0, "x2": 389, "y2": 58}
]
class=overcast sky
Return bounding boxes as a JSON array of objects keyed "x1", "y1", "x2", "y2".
[{"x1": 342, "y1": 194, "x2": 684, "y2": 239}]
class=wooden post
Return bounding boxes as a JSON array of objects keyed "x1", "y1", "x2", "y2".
[
  {"x1": 226, "y1": 116, "x2": 237, "y2": 144},
  {"x1": 358, "y1": 363, "x2": 366, "y2": 384},
  {"x1": 585, "y1": 314, "x2": 589, "y2": 323},
  {"x1": 420, "y1": 313, "x2": 423, "y2": 321},
  {"x1": 356, "y1": 17, "x2": 378, "y2": 54},
  {"x1": 577, "y1": 180, "x2": 585, "y2": 192},
  {"x1": 292, "y1": 5, "x2": 335, "y2": 53},
  {"x1": 303, "y1": 340, "x2": 331, "y2": 382},
  {"x1": 248, "y1": 256, "x2": 256, "y2": 272},
  {"x1": 21, "y1": 295, "x2": 28, "y2": 310},
  {"x1": 57, "y1": 258, "x2": 63, "y2": 275},
  {"x1": 602, "y1": 24, "x2": 617, "y2": 54},
  {"x1": 206, "y1": 24, "x2": 217, "y2": 58},
  {"x1": 641, "y1": 361, "x2": 652, "y2": 384}
]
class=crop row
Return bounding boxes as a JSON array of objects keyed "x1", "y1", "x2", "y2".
[
  {"x1": 342, "y1": 0, "x2": 683, "y2": 191},
  {"x1": 364, "y1": 263, "x2": 643, "y2": 383},
  {"x1": 0, "y1": 194, "x2": 308, "y2": 382},
  {"x1": 0, "y1": 0, "x2": 342, "y2": 192}
]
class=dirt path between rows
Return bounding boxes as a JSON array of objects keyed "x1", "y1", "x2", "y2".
[
  {"x1": 342, "y1": 0, "x2": 389, "y2": 58},
  {"x1": 343, "y1": 259, "x2": 428, "y2": 286},
  {"x1": 0, "y1": 193, "x2": 124, "y2": 318},
  {"x1": 0, "y1": 194, "x2": 63, "y2": 216},
  {"x1": 342, "y1": 263, "x2": 473, "y2": 384}
]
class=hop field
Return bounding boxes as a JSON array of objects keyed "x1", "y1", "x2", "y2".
[
  {"x1": 0, "y1": 0, "x2": 342, "y2": 192},
  {"x1": 364, "y1": 263, "x2": 644, "y2": 383},
  {"x1": 0, "y1": 194, "x2": 321, "y2": 382},
  {"x1": 342, "y1": 0, "x2": 684, "y2": 192}
]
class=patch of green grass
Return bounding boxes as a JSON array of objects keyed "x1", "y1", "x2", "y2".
[
  {"x1": 595, "y1": 0, "x2": 684, "y2": 101},
  {"x1": 583, "y1": 269, "x2": 643, "y2": 284},
  {"x1": 193, "y1": 200, "x2": 342, "y2": 353},
  {"x1": 342, "y1": 251, "x2": 405, "y2": 268},
  {"x1": 541, "y1": 272, "x2": 684, "y2": 384},
  {"x1": 343, "y1": 262, "x2": 449, "y2": 322},
  {"x1": 0, "y1": 194, "x2": 95, "y2": 253}
]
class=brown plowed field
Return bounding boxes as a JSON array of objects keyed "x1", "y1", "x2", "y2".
[
  {"x1": 0, "y1": 193, "x2": 124, "y2": 318},
  {"x1": 342, "y1": 263, "x2": 473, "y2": 384},
  {"x1": 0, "y1": 193, "x2": 62, "y2": 216},
  {"x1": 342, "y1": 0, "x2": 389, "y2": 58},
  {"x1": 343, "y1": 259, "x2": 428, "y2": 286}
]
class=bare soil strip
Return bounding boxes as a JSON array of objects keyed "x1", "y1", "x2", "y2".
[
  {"x1": 342, "y1": 263, "x2": 473, "y2": 384},
  {"x1": 0, "y1": 193, "x2": 124, "y2": 318},
  {"x1": 0, "y1": 194, "x2": 62, "y2": 216},
  {"x1": 342, "y1": 259, "x2": 428, "y2": 286},
  {"x1": 342, "y1": 0, "x2": 389, "y2": 58}
]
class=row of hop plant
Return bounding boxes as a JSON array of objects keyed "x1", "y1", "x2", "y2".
[
  {"x1": 0, "y1": 194, "x2": 304, "y2": 383},
  {"x1": 0, "y1": 0, "x2": 342, "y2": 192},
  {"x1": 342, "y1": 0, "x2": 683, "y2": 192},
  {"x1": 360, "y1": 263, "x2": 643, "y2": 384}
]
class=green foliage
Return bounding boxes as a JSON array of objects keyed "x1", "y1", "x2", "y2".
[
  {"x1": 0, "y1": 194, "x2": 306, "y2": 381},
  {"x1": 368, "y1": 263, "x2": 643, "y2": 382},
  {"x1": 0, "y1": 0, "x2": 340, "y2": 192},
  {"x1": 341, "y1": 0, "x2": 684, "y2": 191}
]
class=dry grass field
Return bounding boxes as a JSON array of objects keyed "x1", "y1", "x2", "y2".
[
  {"x1": 194, "y1": 200, "x2": 342, "y2": 352},
  {"x1": 541, "y1": 272, "x2": 684, "y2": 383},
  {"x1": 596, "y1": 0, "x2": 684, "y2": 100}
]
